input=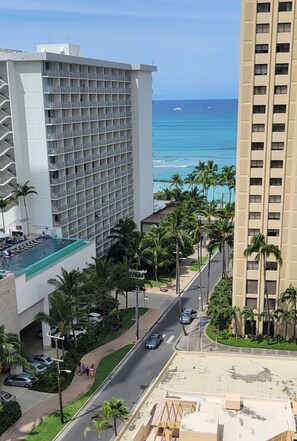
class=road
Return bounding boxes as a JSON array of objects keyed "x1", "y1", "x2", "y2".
[{"x1": 56, "y1": 251, "x2": 223, "y2": 441}]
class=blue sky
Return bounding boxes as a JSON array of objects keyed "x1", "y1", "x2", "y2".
[{"x1": 2, "y1": 1, "x2": 241, "y2": 100}]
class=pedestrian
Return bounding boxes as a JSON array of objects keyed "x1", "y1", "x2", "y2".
[
  {"x1": 85, "y1": 366, "x2": 89, "y2": 378},
  {"x1": 76, "y1": 362, "x2": 81, "y2": 375},
  {"x1": 82, "y1": 362, "x2": 85, "y2": 376},
  {"x1": 89, "y1": 364, "x2": 95, "y2": 378}
]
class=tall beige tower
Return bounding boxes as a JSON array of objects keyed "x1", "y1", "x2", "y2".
[{"x1": 233, "y1": 0, "x2": 297, "y2": 332}]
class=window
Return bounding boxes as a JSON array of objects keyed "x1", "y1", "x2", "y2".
[
  {"x1": 251, "y1": 160, "x2": 263, "y2": 168},
  {"x1": 276, "y1": 43, "x2": 290, "y2": 52},
  {"x1": 277, "y1": 22, "x2": 291, "y2": 32},
  {"x1": 257, "y1": 23, "x2": 270, "y2": 33},
  {"x1": 264, "y1": 298, "x2": 276, "y2": 310},
  {"x1": 270, "y1": 178, "x2": 282, "y2": 186},
  {"x1": 246, "y1": 280, "x2": 258, "y2": 294},
  {"x1": 271, "y1": 142, "x2": 284, "y2": 150},
  {"x1": 275, "y1": 85, "x2": 287, "y2": 94},
  {"x1": 249, "y1": 212, "x2": 261, "y2": 220},
  {"x1": 253, "y1": 105, "x2": 266, "y2": 113},
  {"x1": 269, "y1": 195, "x2": 281, "y2": 203},
  {"x1": 267, "y1": 229, "x2": 280, "y2": 236},
  {"x1": 255, "y1": 44, "x2": 269, "y2": 53},
  {"x1": 279, "y1": 1, "x2": 292, "y2": 11},
  {"x1": 252, "y1": 124, "x2": 265, "y2": 132},
  {"x1": 250, "y1": 195, "x2": 262, "y2": 203},
  {"x1": 268, "y1": 212, "x2": 280, "y2": 219},
  {"x1": 255, "y1": 64, "x2": 268, "y2": 75},
  {"x1": 272, "y1": 123, "x2": 285, "y2": 132},
  {"x1": 254, "y1": 86, "x2": 267, "y2": 95},
  {"x1": 257, "y1": 2, "x2": 270, "y2": 12},
  {"x1": 265, "y1": 281, "x2": 277, "y2": 295},
  {"x1": 246, "y1": 298, "x2": 258, "y2": 308},
  {"x1": 275, "y1": 63, "x2": 289, "y2": 74},
  {"x1": 270, "y1": 160, "x2": 283, "y2": 168},
  {"x1": 248, "y1": 228, "x2": 260, "y2": 235},
  {"x1": 251, "y1": 142, "x2": 264, "y2": 150},
  {"x1": 273, "y1": 104, "x2": 286, "y2": 113},
  {"x1": 266, "y1": 262, "x2": 278, "y2": 271},
  {"x1": 247, "y1": 261, "x2": 259, "y2": 270},
  {"x1": 250, "y1": 178, "x2": 262, "y2": 185}
]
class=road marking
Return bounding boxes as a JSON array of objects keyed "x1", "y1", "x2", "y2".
[{"x1": 166, "y1": 335, "x2": 175, "y2": 344}]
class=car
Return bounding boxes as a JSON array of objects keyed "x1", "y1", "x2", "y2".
[
  {"x1": 0, "y1": 391, "x2": 16, "y2": 404},
  {"x1": 50, "y1": 331, "x2": 84, "y2": 349},
  {"x1": 180, "y1": 307, "x2": 197, "y2": 325},
  {"x1": 88, "y1": 312, "x2": 103, "y2": 324},
  {"x1": 32, "y1": 354, "x2": 53, "y2": 367},
  {"x1": 24, "y1": 361, "x2": 48, "y2": 374},
  {"x1": 4, "y1": 372, "x2": 37, "y2": 388},
  {"x1": 78, "y1": 317, "x2": 98, "y2": 326},
  {"x1": 145, "y1": 333, "x2": 163, "y2": 349}
]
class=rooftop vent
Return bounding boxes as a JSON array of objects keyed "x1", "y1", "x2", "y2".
[{"x1": 225, "y1": 393, "x2": 241, "y2": 410}]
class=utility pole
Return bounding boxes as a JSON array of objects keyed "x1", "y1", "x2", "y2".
[{"x1": 129, "y1": 269, "x2": 147, "y2": 341}]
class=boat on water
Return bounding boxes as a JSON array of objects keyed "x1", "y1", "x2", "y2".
[{"x1": 173, "y1": 107, "x2": 182, "y2": 111}]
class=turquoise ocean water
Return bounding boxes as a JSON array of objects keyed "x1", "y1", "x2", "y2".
[{"x1": 153, "y1": 99, "x2": 238, "y2": 192}]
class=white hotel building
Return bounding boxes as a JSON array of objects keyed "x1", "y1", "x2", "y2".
[{"x1": 0, "y1": 43, "x2": 156, "y2": 256}]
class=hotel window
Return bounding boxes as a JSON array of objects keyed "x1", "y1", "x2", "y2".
[
  {"x1": 274, "y1": 85, "x2": 287, "y2": 94},
  {"x1": 247, "y1": 261, "x2": 259, "y2": 270},
  {"x1": 276, "y1": 43, "x2": 290, "y2": 53},
  {"x1": 255, "y1": 44, "x2": 269, "y2": 53},
  {"x1": 249, "y1": 212, "x2": 261, "y2": 220},
  {"x1": 252, "y1": 124, "x2": 265, "y2": 132},
  {"x1": 257, "y1": 23, "x2": 270, "y2": 33},
  {"x1": 251, "y1": 142, "x2": 264, "y2": 150},
  {"x1": 269, "y1": 195, "x2": 281, "y2": 203},
  {"x1": 270, "y1": 178, "x2": 282, "y2": 186},
  {"x1": 270, "y1": 160, "x2": 283, "y2": 168},
  {"x1": 246, "y1": 298, "x2": 257, "y2": 308},
  {"x1": 272, "y1": 123, "x2": 285, "y2": 132},
  {"x1": 250, "y1": 178, "x2": 262, "y2": 185},
  {"x1": 279, "y1": 1, "x2": 292, "y2": 11},
  {"x1": 250, "y1": 195, "x2": 262, "y2": 203},
  {"x1": 266, "y1": 262, "x2": 278, "y2": 271},
  {"x1": 275, "y1": 63, "x2": 289, "y2": 74},
  {"x1": 267, "y1": 229, "x2": 280, "y2": 236},
  {"x1": 246, "y1": 280, "x2": 258, "y2": 294},
  {"x1": 254, "y1": 86, "x2": 267, "y2": 95},
  {"x1": 255, "y1": 64, "x2": 268, "y2": 75},
  {"x1": 268, "y1": 212, "x2": 280, "y2": 220},
  {"x1": 271, "y1": 142, "x2": 284, "y2": 150},
  {"x1": 264, "y1": 299, "x2": 276, "y2": 311},
  {"x1": 248, "y1": 228, "x2": 260, "y2": 235},
  {"x1": 251, "y1": 160, "x2": 263, "y2": 168},
  {"x1": 277, "y1": 22, "x2": 291, "y2": 32},
  {"x1": 265, "y1": 281, "x2": 277, "y2": 295},
  {"x1": 257, "y1": 2, "x2": 270, "y2": 12},
  {"x1": 273, "y1": 104, "x2": 286, "y2": 113},
  {"x1": 253, "y1": 105, "x2": 266, "y2": 113}
]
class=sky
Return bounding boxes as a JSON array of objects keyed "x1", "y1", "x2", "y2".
[{"x1": 2, "y1": 1, "x2": 242, "y2": 100}]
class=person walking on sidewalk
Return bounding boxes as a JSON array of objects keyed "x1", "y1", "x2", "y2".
[
  {"x1": 82, "y1": 363, "x2": 86, "y2": 376},
  {"x1": 85, "y1": 366, "x2": 89, "y2": 378},
  {"x1": 89, "y1": 364, "x2": 95, "y2": 378},
  {"x1": 76, "y1": 362, "x2": 81, "y2": 375}
]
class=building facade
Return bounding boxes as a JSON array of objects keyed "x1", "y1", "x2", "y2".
[
  {"x1": 0, "y1": 44, "x2": 156, "y2": 256},
  {"x1": 233, "y1": 1, "x2": 297, "y2": 326}
]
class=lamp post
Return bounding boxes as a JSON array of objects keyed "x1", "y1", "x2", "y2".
[{"x1": 129, "y1": 269, "x2": 147, "y2": 341}]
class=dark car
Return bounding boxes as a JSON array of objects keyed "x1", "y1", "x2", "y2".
[
  {"x1": 145, "y1": 333, "x2": 163, "y2": 349},
  {"x1": 4, "y1": 372, "x2": 37, "y2": 388}
]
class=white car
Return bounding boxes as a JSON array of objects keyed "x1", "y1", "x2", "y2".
[
  {"x1": 69, "y1": 326, "x2": 88, "y2": 337},
  {"x1": 88, "y1": 312, "x2": 103, "y2": 324},
  {"x1": 32, "y1": 354, "x2": 53, "y2": 367}
]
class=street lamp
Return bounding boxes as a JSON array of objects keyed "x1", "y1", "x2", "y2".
[{"x1": 129, "y1": 269, "x2": 147, "y2": 341}]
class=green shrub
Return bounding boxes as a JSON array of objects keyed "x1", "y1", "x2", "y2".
[
  {"x1": 218, "y1": 329, "x2": 231, "y2": 340},
  {"x1": 0, "y1": 401, "x2": 22, "y2": 435}
]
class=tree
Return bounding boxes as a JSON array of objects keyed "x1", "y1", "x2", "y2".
[
  {"x1": 170, "y1": 173, "x2": 184, "y2": 190},
  {"x1": 140, "y1": 227, "x2": 171, "y2": 281},
  {"x1": 240, "y1": 306, "x2": 259, "y2": 336},
  {"x1": 220, "y1": 165, "x2": 236, "y2": 204},
  {"x1": 205, "y1": 218, "x2": 234, "y2": 278},
  {"x1": 280, "y1": 284, "x2": 297, "y2": 343},
  {"x1": 278, "y1": 309, "x2": 292, "y2": 341},
  {"x1": 226, "y1": 305, "x2": 240, "y2": 338},
  {"x1": 14, "y1": 181, "x2": 37, "y2": 235},
  {"x1": 85, "y1": 397, "x2": 129, "y2": 437},
  {"x1": 0, "y1": 196, "x2": 14, "y2": 232},
  {"x1": 107, "y1": 218, "x2": 138, "y2": 261},
  {"x1": 243, "y1": 233, "x2": 282, "y2": 343}
]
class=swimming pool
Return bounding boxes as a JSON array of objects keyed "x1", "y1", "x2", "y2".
[{"x1": 1, "y1": 237, "x2": 87, "y2": 278}]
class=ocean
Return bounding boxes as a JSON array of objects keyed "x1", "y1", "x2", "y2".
[{"x1": 152, "y1": 99, "x2": 238, "y2": 192}]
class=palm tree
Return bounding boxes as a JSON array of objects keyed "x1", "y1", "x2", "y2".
[
  {"x1": 280, "y1": 284, "x2": 297, "y2": 343},
  {"x1": 14, "y1": 181, "x2": 38, "y2": 234},
  {"x1": 107, "y1": 218, "x2": 137, "y2": 261},
  {"x1": 243, "y1": 233, "x2": 282, "y2": 343},
  {"x1": 86, "y1": 397, "x2": 129, "y2": 437},
  {"x1": 184, "y1": 171, "x2": 198, "y2": 194},
  {"x1": 84, "y1": 415, "x2": 112, "y2": 439},
  {"x1": 278, "y1": 309, "x2": 292, "y2": 341},
  {"x1": 0, "y1": 196, "x2": 14, "y2": 232},
  {"x1": 220, "y1": 165, "x2": 236, "y2": 204},
  {"x1": 170, "y1": 172, "x2": 184, "y2": 190},
  {"x1": 140, "y1": 227, "x2": 171, "y2": 281},
  {"x1": 241, "y1": 306, "x2": 259, "y2": 336},
  {"x1": 200, "y1": 201, "x2": 219, "y2": 225},
  {"x1": 226, "y1": 305, "x2": 240, "y2": 338}
]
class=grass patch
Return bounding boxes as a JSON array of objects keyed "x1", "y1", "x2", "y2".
[
  {"x1": 145, "y1": 277, "x2": 172, "y2": 288},
  {"x1": 206, "y1": 323, "x2": 297, "y2": 351},
  {"x1": 24, "y1": 344, "x2": 133, "y2": 441},
  {"x1": 189, "y1": 257, "x2": 208, "y2": 272}
]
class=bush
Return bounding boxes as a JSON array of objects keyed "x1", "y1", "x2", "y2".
[
  {"x1": 0, "y1": 401, "x2": 22, "y2": 435},
  {"x1": 218, "y1": 329, "x2": 231, "y2": 340}
]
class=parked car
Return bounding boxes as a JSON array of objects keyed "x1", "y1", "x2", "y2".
[
  {"x1": 69, "y1": 326, "x2": 88, "y2": 338},
  {"x1": 4, "y1": 372, "x2": 37, "y2": 388},
  {"x1": 145, "y1": 333, "x2": 163, "y2": 349},
  {"x1": 88, "y1": 312, "x2": 103, "y2": 324},
  {"x1": 50, "y1": 332, "x2": 84, "y2": 349},
  {"x1": 79, "y1": 317, "x2": 98, "y2": 326},
  {"x1": 180, "y1": 308, "x2": 197, "y2": 325},
  {"x1": 32, "y1": 354, "x2": 53, "y2": 367},
  {"x1": 0, "y1": 391, "x2": 16, "y2": 403},
  {"x1": 25, "y1": 361, "x2": 48, "y2": 374}
]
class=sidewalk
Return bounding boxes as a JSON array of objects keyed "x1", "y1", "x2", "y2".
[{"x1": 1, "y1": 252, "x2": 201, "y2": 441}]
